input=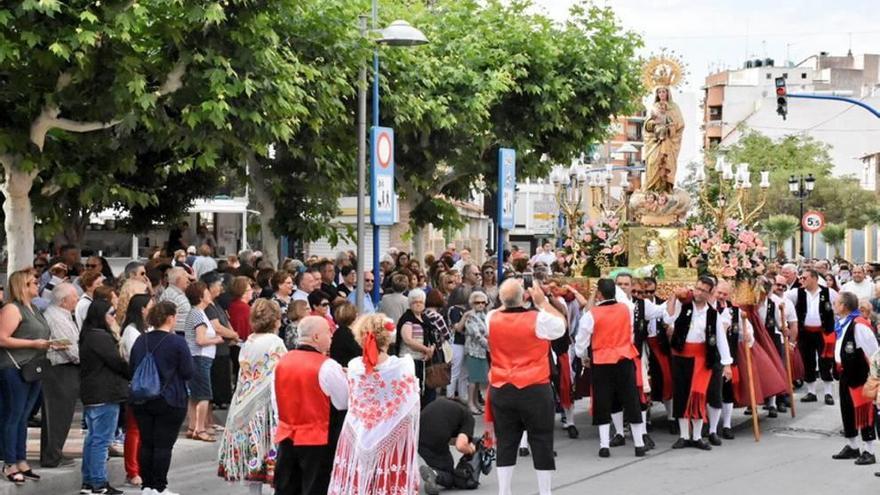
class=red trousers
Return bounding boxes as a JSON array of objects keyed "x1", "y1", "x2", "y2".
[{"x1": 124, "y1": 406, "x2": 140, "y2": 478}]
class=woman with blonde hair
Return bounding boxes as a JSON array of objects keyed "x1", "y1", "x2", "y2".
[
  {"x1": 218, "y1": 298, "x2": 287, "y2": 494},
  {"x1": 329, "y1": 313, "x2": 420, "y2": 495}
]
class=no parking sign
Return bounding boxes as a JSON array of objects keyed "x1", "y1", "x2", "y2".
[{"x1": 371, "y1": 127, "x2": 395, "y2": 225}]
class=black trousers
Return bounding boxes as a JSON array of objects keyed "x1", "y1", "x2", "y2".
[
  {"x1": 274, "y1": 439, "x2": 332, "y2": 495},
  {"x1": 799, "y1": 331, "x2": 833, "y2": 383},
  {"x1": 230, "y1": 345, "x2": 241, "y2": 391},
  {"x1": 133, "y1": 399, "x2": 187, "y2": 492},
  {"x1": 839, "y1": 377, "x2": 879, "y2": 441},
  {"x1": 592, "y1": 360, "x2": 642, "y2": 426},
  {"x1": 40, "y1": 363, "x2": 80, "y2": 467},
  {"x1": 211, "y1": 353, "x2": 233, "y2": 406},
  {"x1": 491, "y1": 383, "x2": 555, "y2": 470},
  {"x1": 648, "y1": 349, "x2": 669, "y2": 403}
]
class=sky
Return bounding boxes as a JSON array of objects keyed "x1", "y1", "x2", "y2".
[{"x1": 532, "y1": 0, "x2": 880, "y2": 90}]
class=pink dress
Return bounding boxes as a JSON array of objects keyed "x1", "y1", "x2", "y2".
[{"x1": 329, "y1": 355, "x2": 420, "y2": 495}]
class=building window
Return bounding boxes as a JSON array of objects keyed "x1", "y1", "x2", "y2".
[
  {"x1": 708, "y1": 106, "x2": 722, "y2": 121},
  {"x1": 766, "y1": 73, "x2": 771, "y2": 79},
  {"x1": 801, "y1": 72, "x2": 807, "y2": 79}
]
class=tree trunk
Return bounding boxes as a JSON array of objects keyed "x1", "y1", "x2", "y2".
[
  {"x1": 0, "y1": 156, "x2": 37, "y2": 272},
  {"x1": 247, "y1": 157, "x2": 279, "y2": 267},
  {"x1": 61, "y1": 208, "x2": 89, "y2": 246},
  {"x1": 412, "y1": 224, "x2": 425, "y2": 265}
]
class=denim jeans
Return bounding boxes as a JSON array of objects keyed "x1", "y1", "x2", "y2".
[
  {"x1": 82, "y1": 403, "x2": 121, "y2": 486},
  {"x1": 0, "y1": 367, "x2": 42, "y2": 464}
]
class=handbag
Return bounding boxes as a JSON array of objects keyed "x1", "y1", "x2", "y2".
[
  {"x1": 5, "y1": 350, "x2": 50, "y2": 383},
  {"x1": 425, "y1": 357, "x2": 451, "y2": 389}
]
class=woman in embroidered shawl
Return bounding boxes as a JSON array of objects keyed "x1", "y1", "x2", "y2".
[
  {"x1": 218, "y1": 299, "x2": 287, "y2": 494},
  {"x1": 329, "y1": 313, "x2": 421, "y2": 495}
]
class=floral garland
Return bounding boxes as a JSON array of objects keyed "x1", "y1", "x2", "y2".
[
  {"x1": 683, "y1": 217, "x2": 767, "y2": 280},
  {"x1": 562, "y1": 214, "x2": 627, "y2": 277}
]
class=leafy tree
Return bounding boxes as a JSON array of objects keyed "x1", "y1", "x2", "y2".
[
  {"x1": 761, "y1": 214, "x2": 799, "y2": 259},
  {"x1": 0, "y1": 0, "x2": 363, "y2": 269},
  {"x1": 377, "y1": 0, "x2": 643, "y2": 231},
  {"x1": 820, "y1": 223, "x2": 846, "y2": 259}
]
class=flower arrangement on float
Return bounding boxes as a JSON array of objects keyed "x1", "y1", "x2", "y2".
[
  {"x1": 561, "y1": 214, "x2": 627, "y2": 277},
  {"x1": 683, "y1": 216, "x2": 768, "y2": 282}
]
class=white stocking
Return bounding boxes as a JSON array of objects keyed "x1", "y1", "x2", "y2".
[
  {"x1": 536, "y1": 470, "x2": 553, "y2": 495},
  {"x1": 611, "y1": 411, "x2": 625, "y2": 437},
  {"x1": 519, "y1": 432, "x2": 529, "y2": 449},
  {"x1": 498, "y1": 466, "x2": 514, "y2": 495},
  {"x1": 598, "y1": 424, "x2": 611, "y2": 448},
  {"x1": 631, "y1": 421, "x2": 646, "y2": 447},
  {"x1": 865, "y1": 440, "x2": 876, "y2": 455},
  {"x1": 678, "y1": 418, "x2": 689, "y2": 440},
  {"x1": 722, "y1": 402, "x2": 734, "y2": 429},
  {"x1": 707, "y1": 406, "x2": 721, "y2": 434},
  {"x1": 691, "y1": 419, "x2": 704, "y2": 440}
]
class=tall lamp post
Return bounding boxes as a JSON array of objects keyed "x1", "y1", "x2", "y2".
[
  {"x1": 788, "y1": 174, "x2": 816, "y2": 258},
  {"x1": 355, "y1": 6, "x2": 428, "y2": 312}
]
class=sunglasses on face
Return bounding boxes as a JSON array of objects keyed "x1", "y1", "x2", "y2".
[
  {"x1": 34, "y1": 263, "x2": 46, "y2": 269},
  {"x1": 474, "y1": 301, "x2": 487, "y2": 305},
  {"x1": 86, "y1": 263, "x2": 100, "y2": 269},
  {"x1": 319, "y1": 301, "x2": 330, "y2": 307}
]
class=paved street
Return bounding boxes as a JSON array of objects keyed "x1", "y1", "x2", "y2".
[{"x1": 161, "y1": 390, "x2": 873, "y2": 495}]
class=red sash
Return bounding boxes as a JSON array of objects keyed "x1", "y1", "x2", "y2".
[
  {"x1": 558, "y1": 353, "x2": 573, "y2": 409},
  {"x1": 673, "y1": 343, "x2": 712, "y2": 421},
  {"x1": 850, "y1": 386, "x2": 875, "y2": 430}
]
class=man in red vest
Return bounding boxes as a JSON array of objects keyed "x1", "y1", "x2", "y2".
[
  {"x1": 488, "y1": 278, "x2": 566, "y2": 495},
  {"x1": 575, "y1": 278, "x2": 648, "y2": 458},
  {"x1": 273, "y1": 316, "x2": 349, "y2": 495}
]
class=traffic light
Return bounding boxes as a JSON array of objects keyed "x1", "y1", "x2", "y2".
[{"x1": 775, "y1": 76, "x2": 787, "y2": 120}]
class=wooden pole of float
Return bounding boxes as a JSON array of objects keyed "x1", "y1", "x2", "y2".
[
  {"x1": 780, "y1": 305, "x2": 796, "y2": 418},
  {"x1": 742, "y1": 312, "x2": 761, "y2": 442}
]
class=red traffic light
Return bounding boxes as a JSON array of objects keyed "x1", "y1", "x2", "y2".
[{"x1": 776, "y1": 87, "x2": 786, "y2": 96}]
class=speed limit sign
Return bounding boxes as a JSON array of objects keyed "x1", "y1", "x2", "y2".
[{"x1": 802, "y1": 210, "x2": 825, "y2": 233}]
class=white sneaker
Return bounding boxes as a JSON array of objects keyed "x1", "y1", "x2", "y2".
[
  {"x1": 141, "y1": 489, "x2": 157, "y2": 495},
  {"x1": 155, "y1": 490, "x2": 180, "y2": 495}
]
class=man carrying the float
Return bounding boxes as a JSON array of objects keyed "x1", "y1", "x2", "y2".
[
  {"x1": 664, "y1": 276, "x2": 733, "y2": 451},
  {"x1": 831, "y1": 291, "x2": 879, "y2": 466},
  {"x1": 707, "y1": 280, "x2": 739, "y2": 445},
  {"x1": 785, "y1": 268, "x2": 838, "y2": 405},
  {"x1": 575, "y1": 279, "x2": 649, "y2": 458},
  {"x1": 487, "y1": 279, "x2": 566, "y2": 495},
  {"x1": 641, "y1": 277, "x2": 675, "y2": 434},
  {"x1": 611, "y1": 273, "x2": 665, "y2": 449}
]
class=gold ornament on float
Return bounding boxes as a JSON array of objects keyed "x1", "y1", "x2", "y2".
[{"x1": 641, "y1": 50, "x2": 687, "y2": 92}]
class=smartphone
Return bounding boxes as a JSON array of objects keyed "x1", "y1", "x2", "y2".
[{"x1": 522, "y1": 272, "x2": 534, "y2": 290}]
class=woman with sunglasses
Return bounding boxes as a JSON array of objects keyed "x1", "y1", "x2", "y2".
[
  {"x1": 463, "y1": 291, "x2": 490, "y2": 414},
  {"x1": 308, "y1": 290, "x2": 337, "y2": 333},
  {"x1": 480, "y1": 264, "x2": 498, "y2": 308}
]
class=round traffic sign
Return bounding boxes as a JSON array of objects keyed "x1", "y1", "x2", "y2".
[
  {"x1": 376, "y1": 131, "x2": 392, "y2": 169},
  {"x1": 802, "y1": 210, "x2": 825, "y2": 233}
]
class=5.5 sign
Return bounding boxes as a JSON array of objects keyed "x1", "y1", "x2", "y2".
[{"x1": 802, "y1": 210, "x2": 825, "y2": 233}]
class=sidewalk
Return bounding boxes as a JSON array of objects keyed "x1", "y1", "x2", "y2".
[{"x1": 1, "y1": 427, "x2": 221, "y2": 495}]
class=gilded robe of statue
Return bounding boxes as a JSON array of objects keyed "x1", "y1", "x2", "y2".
[{"x1": 643, "y1": 87, "x2": 684, "y2": 194}]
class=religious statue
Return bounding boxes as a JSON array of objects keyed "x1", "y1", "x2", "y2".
[{"x1": 643, "y1": 86, "x2": 684, "y2": 193}]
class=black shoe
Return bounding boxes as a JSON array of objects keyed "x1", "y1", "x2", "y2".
[
  {"x1": 722, "y1": 427, "x2": 735, "y2": 440},
  {"x1": 643, "y1": 434, "x2": 655, "y2": 450},
  {"x1": 566, "y1": 425, "x2": 579, "y2": 439},
  {"x1": 634, "y1": 446, "x2": 647, "y2": 457},
  {"x1": 692, "y1": 439, "x2": 712, "y2": 451},
  {"x1": 708, "y1": 433, "x2": 723, "y2": 446},
  {"x1": 875, "y1": 471, "x2": 880, "y2": 477},
  {"x1": 599, "y1": 447, "x2": 610, "y2": 458},
  {"x1": 645, "y1": 420, "x2": 653, "y2": 432},
  {"x1": 777, "y1": 403, "x2": 788, "y2": 413},
  {"x1": 610, "y1": 434, "x2": 625, "y2": 447},
  {"x1": 768, "y1": 406, "x2": 778, "y2": 418},
  {"x1": 801, "y1": 392, "x2": 818, "y2": 403},
  {"x1": 832, "y1": 445, "x2": 861, "y2": 460},
  {"x1": 825, "y1": 394, "x2": 835, "y2": 406},
  {"x1": 518, "y1": 447, "x2": 530, "y2": 457},
  {"x1": 744, "y1": 407, "x2": 752, "y2": 416},
  {"x1": 91, "y1": 484, "x2": 124, "y2": 495},
  {"x1": 855, "y1": 452, "x2": 877, "y2": 466},
  {"x1": 669, "y1": 421, "x2": 680, "y2": 435},
  {"x1": 420, "y1": 465, "x2": 441, "y2": 495},
  {"x1": 671, "y1": 438, "x2": 689, "y2": 449}
]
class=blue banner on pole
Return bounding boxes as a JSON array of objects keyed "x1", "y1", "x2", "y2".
[
  {"x1": 498, "y1": 148, "x2": 516, "y2": 230},
  {"x1": 371, "y1": 126, "x2": 395, "y2": 226}
]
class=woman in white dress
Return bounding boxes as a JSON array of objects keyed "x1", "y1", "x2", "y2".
[
  {"x1": 329, "y1": 314, "x2": 421, "y2": 495},
  {"x1": 217, "y1": 298, "x2": 287, "y2": 494}
]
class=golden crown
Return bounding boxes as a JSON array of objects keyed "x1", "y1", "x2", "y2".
[{"x1": 642, "y1": 50, "x2": 687, "y2": 92}]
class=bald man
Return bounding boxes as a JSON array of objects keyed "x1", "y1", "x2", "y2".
[
  {"x1": 488, "y1": 279, "x2": 566, "y2": 495},
  {"x1": 274, "y1": 316, "x2": 349, "y2": 495}
]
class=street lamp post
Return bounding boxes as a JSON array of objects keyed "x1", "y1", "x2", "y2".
[
  {"x1": 789, "y1": 174, "x2": 816, "y2": 258},
  {"x1": 354, "y1": 4, "x2": 428, "y2": 312}
]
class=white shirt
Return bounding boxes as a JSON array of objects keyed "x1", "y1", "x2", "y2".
[
  {"x1": 44, "y1": 305, "x2": 80, "y2": 365},
  {"x1": 191, "y1": 256, "x2": 218, "y2": 279},
  {"x1": 784, "y1": 286, "x2": 839, "y2": 327},
  {"x1": 841, "y1": 279, "x2": 876, "y2": 301},
  {"x1": 486, "y1": 307, "x2": 566, "y2": 342},
  {"x1": 120, "y1": 324, "x2": 142, "y2": 363},
  {"x1": 74, "y1": 294, "x2": 92, "y2": 330},
  {"x1": 292, "y1": 289, "x2": 309, "y2": 302},
  {"x1": 663, "y1": 300, "x2": 733, "y2": 365},
  {"x1": 835, "y1": 322, "x2": 880, "y2": 364},
  {"x1": 319, "y1": 358, "x2": 350, "y2": 410}
]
